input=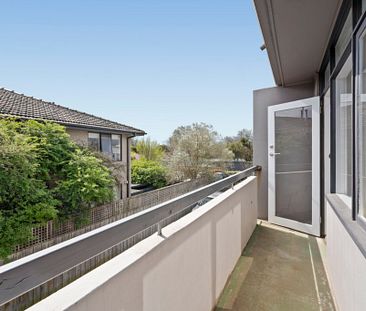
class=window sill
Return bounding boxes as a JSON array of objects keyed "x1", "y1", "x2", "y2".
[{"x1": 327, "y1": 193, "x2": 366, "y2": 258}]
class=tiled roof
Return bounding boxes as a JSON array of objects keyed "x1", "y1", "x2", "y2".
[{"x1": 0, "y1": 88, "x2": 145, "y2": 135}]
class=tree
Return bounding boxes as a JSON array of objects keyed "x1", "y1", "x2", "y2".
[
  {"x1": 0, "y1": 120, "x2": 59, "y2": 258},
  {"x1": 131, "y1": 159, "x2": 167, "y2": 188},
  {"x1": 53, "y1": 149, "x2": 114, "y2": 217},
  {"x1": 166, "y1": 123, "x2": 233, "y2": 181},
  {"x1": 0, "y1": 119, "x2": 114, "y2": 259},
  {"x1": 226, "y1": 129, "x2": 253, "y2": 162},
  {"x1": 135, "y1": 137, "x2": 164, "y2": 161}
]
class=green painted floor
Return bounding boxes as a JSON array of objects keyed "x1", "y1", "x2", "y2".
[{"x1": 216, "y1": 222, "x2": 335, "y2": 311}]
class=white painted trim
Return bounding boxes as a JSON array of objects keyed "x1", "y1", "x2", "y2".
[{"x1": 268, "y1": 97, "x2": 320, "y2": 236}]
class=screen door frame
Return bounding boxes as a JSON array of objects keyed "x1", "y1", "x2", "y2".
[{"x1": 268, "y1": 97, "x2": 320, "y2": 236}]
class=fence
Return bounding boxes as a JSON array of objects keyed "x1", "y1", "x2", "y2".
[{"x1": 10, "y1": 178, "x2": 211, "y2": 261}]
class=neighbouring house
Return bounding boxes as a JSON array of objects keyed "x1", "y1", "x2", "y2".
[{"x1": 0, "y1": 87, "x2": 145, "y2": 199}]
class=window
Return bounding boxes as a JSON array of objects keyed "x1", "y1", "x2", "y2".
[
  {"x1": 88, "y1": 133, "x2": 100, "y2": 151},
  {"x1": 88, "y1": 132, "x2": 122, "y2": 161},
  {"x1": 324, "y1": 62, "x2": 330, "y2": 91},
  {"x1": 357, "y1": 25, "x2": 366, "y2": 218},
  {"x1": 335, "y1": 10, "x2": 352, "y2": 64},
  {"x1": 335, "y1": 55, "x2": 353, "y2": 199},
  {"x1": 112, "y1": 134, "x2": 121, "y2": 161},
  {"x1": 101, "y1": 134, "x2": 112, "y2": 158}
]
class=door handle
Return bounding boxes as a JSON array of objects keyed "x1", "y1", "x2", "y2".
[{"x1": 269, "y1": 152, "x2": 280, "y2": 156}]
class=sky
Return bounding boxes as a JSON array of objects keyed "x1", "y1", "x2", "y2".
[{"x1": 0, "y1": 0, "x2": 274, "y2": 143}]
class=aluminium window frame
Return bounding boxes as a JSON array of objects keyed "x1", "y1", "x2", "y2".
[
  {"x1": 318, "y1": 0, "x2": 366, "y2": 224},
  {"x1": 354, "y1": 11, "x2": 366, "y2": 230},
  {"x1": 88, "y1": 131, "x2": 123, "y2": 162}
]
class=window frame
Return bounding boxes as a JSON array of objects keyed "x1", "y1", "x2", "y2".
[
  {"x1": 111, "y1": 134, "x2": 122, "y2": 161},
  {"x1": 88, "y1": 132, "x2": 101, "y2": 152},
  {"x1": 319, "y1": 0, "x2": 366, "y2": 226},
  {"x1": 354, "y1": 11, "x2": 366, "y2": 229},
  {"x1": 88, "y1": 131, "x2": 123, "y2": 162}
]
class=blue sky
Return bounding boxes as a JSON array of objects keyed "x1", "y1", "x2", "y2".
[{"x1": 1, "y1": 0, "x2": 274, "y2": 143}]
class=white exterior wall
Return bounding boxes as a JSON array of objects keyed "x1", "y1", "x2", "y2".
[
  {"x1": 325, "y1": 203, "x2": 366, "y2": 311},
  {"x1": 29, "y1": 177, "x2": 258, "y2": 311}
]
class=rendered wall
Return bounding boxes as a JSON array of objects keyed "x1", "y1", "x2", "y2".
[
  {"x1": 325, "y1": 203, "x2": 366, "y2": 311},
  {"x1": 66, "y1": 128, "x2": 88, "y2": 146},
  {"x1": 29, "y1": 177, "x2": 258, "y2": 311},
  {"x1": 253, "y1": 82, "x2": 315, "y2": 219}
]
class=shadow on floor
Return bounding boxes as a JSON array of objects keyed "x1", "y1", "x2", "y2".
[{"x1": 215, "y1": 222, "x2": 335, "y2": 311}]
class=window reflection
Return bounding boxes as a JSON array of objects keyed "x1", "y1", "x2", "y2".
[
  {"x1": 335, "y1": 55, "x2": 353, "y2": 199},
  {"x1": 358, "y1": 29, "x2": 366, "y2": 218},
  {"x1": 112, "y1": 134, "x2": 121, "y2": 161},
  {"x1": 335, "y1": 10, "x2": 352, "y2": 64}
]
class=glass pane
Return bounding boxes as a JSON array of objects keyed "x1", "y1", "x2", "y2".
[
  {"x1": 336, "y1": 55, "x2": 353, "y2": 198},
  {"x1": 275, "y1": 106, "x2": 312, "y2": 224},
  {"x1": 101, "y1": 134, "x2": 112, "y2": 158},
  {"x1": 363, "y1": 0, "x2": 366, "y2": 13},
  {"x1": 335, "y1": 10, "x2": 352, "y2": 64},
  {"x1": 88, "y1": 132, "x2": 100, "y2": 151},
  {"x1": 112, "y1": 134, "x2": 121, "y2": 161},
  {"x1": 358, "y1": 29, "x2": 366, "y2": 217},
  {"x1": 324, "y1": 62, "x2": 330, "y2": 91}
]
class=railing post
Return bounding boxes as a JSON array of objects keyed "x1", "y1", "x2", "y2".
[{"x1": 157, "y1": 222, "x2": 162, "y2": 236}]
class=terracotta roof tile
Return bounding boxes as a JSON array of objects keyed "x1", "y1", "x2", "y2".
[{"x1": 0, "y1": 88, "x2": 145, "y2": 135}]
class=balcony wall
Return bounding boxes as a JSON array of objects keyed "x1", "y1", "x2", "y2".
[
  {"x1": 29, "y1": 176, "x2": 258, "y2": 311},
  {"x1": 325, "y1": 200, "x2": 366, "y2": 311}
]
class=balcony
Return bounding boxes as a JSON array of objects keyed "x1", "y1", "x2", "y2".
[
  {"x1": 1, "y1": 163, "x2": 365, "y2": 311},
  {"x1": 216, "y1": 222, "x2": 335, "y2": 310},
  {"x1": 5, "y1": 167, "x2": 338, "y2": 311}
]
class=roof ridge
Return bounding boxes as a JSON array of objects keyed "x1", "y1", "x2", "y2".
[{"x1": 0, "y1": 87, "x2": 146, "y2": 134}]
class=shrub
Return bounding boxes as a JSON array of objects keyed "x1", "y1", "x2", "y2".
[
  {"x1": 131, "y1": 159, "x2": 167, "y2": 188},
  {"x1": 0, "y1": 118, "x2": 114, "y2": 259},
  {"x1": 54, "y1": 149, "x2": 114, "y2": 217},
  {"x1": 0, "y1": 121, "x2": 59, "y2": 258}
]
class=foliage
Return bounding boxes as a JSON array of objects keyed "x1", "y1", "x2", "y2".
[
  {"x1": 0, "y1": 120, "x2": 59, "y2": 258},
  {"x1": 225, "y1": 129, "x2": 253, "y2": 161},
  {"x1": 166, "y1": 123, "x2": 233, "y2": 181},
  {"x1": 131, "y1": 159, "x2": 167, "y2": 188},
  {"x1": 0, "y1": 118, "x2": 114, "y2": 259},
  {"x1": 134, "y1": 137, "x2": 164, "y2": 161},
  {"x1": 54, "y1": 149, "x2": 114, "y2": 217}
]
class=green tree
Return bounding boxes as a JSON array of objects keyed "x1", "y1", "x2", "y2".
[
  {"x1": 135, "y1": 137, "x2": 164, "y2": 161},
  {"x1": 166, "y1": 123, "x2": 233, "y2": 181},
  {"x1": 131, "y1": 159, "x2": 167, "y2": 188},
  {"x1": 0, "y1": 119, "x2": 114, "y2": 259},
  {"x1": 0, "y1": 120, "x2": 59, "y2": 258},
  {"x1": 54, "y1": 149, "x2": 114, "y2": 217},
  {"x1": 226, "y1": 129, "x2": 253, "y2": 162}
]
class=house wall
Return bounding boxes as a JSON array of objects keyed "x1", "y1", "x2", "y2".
[
  {"x1": 66, "y1": 128, "x2": 130, "y2": 199},
  {"x1": 28, "y1": 177, "x2": 258, "y2": 311},
  {"x1": 253, "y1": 82, "x2": 315, "y2": 219},
  {"x1": 66, "y1": 128, "x2": 88, "y2": 147}
]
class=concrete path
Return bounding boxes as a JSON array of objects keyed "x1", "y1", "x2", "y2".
[{"x1": 216, "y1": 222, "x2": 335, "y2": 311}]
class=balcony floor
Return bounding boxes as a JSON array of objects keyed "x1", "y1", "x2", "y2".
[{"x1": 215, "y1": 221, "x2": 335, "y2": 311}]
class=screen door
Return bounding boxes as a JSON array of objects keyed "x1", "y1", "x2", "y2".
[{"x1": 268, "y1": 97, "x2": 320, "y2": 236}]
